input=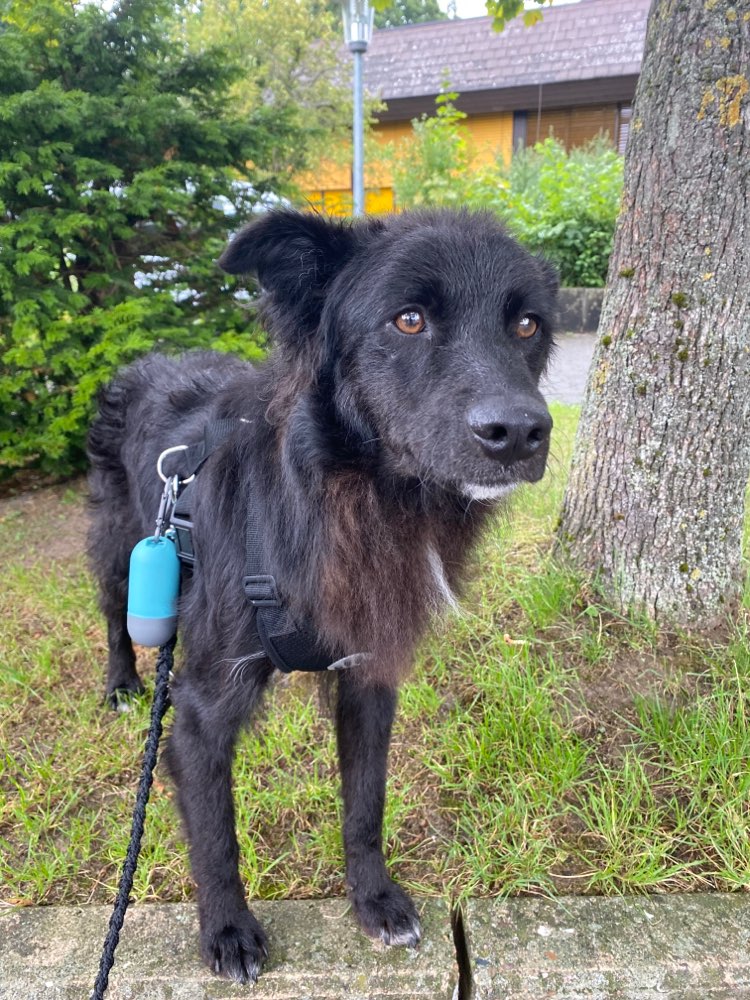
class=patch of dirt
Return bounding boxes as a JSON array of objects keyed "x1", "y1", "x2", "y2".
[
  {"x1": 567, "y1": 645, "x2": 698, "y2": 763},
  {"x1": 0, "y1": 467, "x2": 72, "y2": 500},
  {"x1": 0, "y1": 476, "x2": 89, "y2": 566},
  {"x1": 526, "y1": 598, "x2": 710, "y2": 771}
]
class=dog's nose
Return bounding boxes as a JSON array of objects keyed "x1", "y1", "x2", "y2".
[{"x1": 467, "y1": 397, "x2": 552, "y2": 462}]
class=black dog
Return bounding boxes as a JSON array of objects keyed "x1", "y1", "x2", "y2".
[{"x1": 88, "y1": 209, "x2": 557, "y2": 982}]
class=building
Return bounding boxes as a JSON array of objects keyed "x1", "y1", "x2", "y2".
[{"x1": 304, "y1": 0, "x2": 650, "y2": 214}]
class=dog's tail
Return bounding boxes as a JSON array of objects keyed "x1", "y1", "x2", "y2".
[{"x1": 87, "y1": 373, "x2": 133, "y2": 511}]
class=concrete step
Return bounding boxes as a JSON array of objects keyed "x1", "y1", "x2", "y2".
[
  {"x1": 465, "y1": 894, "x2": 750, "y2": 999},
  {"x1": 0, "y1": 899, "x2": 457, "y2": 1000},
  {"x1": 3, "y1": 894, "x2": 750, "y2": 999}
]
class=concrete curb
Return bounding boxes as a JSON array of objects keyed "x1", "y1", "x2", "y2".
[
  {"x1": 0, "y1": 900, "x2": 457, "y2": 1000},
  {"x1": 2, "y1": 894, "x2": 750, "y2": 999},
  {"x1": 464, "y1": 894, "x2": 750, "y2": 999}
]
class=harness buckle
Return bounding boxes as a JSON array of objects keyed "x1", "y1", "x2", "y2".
[
  {"x1": 243, "y1": 575, "x2": 281, "y2": 607},
  {"x1": 170, "y1": 514, "x2": 195, "y2": 565}
]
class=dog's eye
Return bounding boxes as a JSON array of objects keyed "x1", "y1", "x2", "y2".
[
  {"x1": 515, "y1": 315, "x2": 539, "y2": 339},
  {"x1": 394, "y1": 309, "x2": 426, "y2": 335}
]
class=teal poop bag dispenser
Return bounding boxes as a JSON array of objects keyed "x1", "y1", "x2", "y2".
[{"x1": 127, "y1": 534, "x2": 180, "y2": 647}]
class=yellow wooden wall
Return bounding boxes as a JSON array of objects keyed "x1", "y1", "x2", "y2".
[
  {"x1": 301, "y1": 111, "x2": 514, "y2": 216},
  {"x1": 301, "y1": 104, "x2": 621, "y2": 216}
]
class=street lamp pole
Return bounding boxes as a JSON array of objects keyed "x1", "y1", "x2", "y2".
[{"x1": 341, "y1": 1, "x2": 374, "y2": 217}]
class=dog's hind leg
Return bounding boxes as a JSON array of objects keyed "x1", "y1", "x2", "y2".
[
  {"x1": 103, "y1": 604, "x2": 142, "y2": 710},
  {"x1": 89, "y1": 520, "x2": 143, "y2": 710},
  {"x1": 335, "y1": 670, "x2": 422, "y2": 947},
  {"x1": 163, "y1": 656, "x2": 274, "y2": 983},
  {"x1": 88, "y1": 379, "x2": 146, "y2": 709}
]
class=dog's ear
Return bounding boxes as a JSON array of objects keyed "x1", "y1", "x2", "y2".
[{"x1": 218, "y1": 210, "x2": 364, "y2": 342}]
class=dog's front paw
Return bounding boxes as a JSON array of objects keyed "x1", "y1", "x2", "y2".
[
  {"x1": 351, "y1": 880, "x2": 422, "y2": 948},
  {"x1": 202, "y1": 912, "x2": 269, "y2": 983}
]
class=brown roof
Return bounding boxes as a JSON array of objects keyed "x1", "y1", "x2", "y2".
[{"x1": 364, "y1": 0, "x2": 650, "y2": 116}]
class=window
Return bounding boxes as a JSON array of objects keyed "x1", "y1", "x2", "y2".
[{"x1": 512, "y1": 110, "x2": 528, "y2": 152}]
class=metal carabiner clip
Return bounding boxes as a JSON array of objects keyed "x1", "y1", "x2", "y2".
[
  {"x1": 154, "y1": 474, "x2": 180, "y2": 540},
  {"x1": 156, "y1": 445, "x2": 195, "y2": 485}
]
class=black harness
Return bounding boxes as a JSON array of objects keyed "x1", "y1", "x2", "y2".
[{"x1": 167, "y1": 420, "x2": 343, "y2": 673}]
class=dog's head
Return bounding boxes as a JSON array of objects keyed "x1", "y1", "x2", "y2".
[{"x1": 219, "y1": 209, "x2": 557, "y2": 499}]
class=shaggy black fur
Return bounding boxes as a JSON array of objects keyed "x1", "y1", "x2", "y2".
[{"x1": 88, "y1": 209, "x2": 557, "y2": 983}]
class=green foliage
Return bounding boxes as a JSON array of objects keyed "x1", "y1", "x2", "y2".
[
  {"x1": 373, "y1": 0, "x2": 446, "y2": 28},
  {"x1": 484, "y1": 0, "x2": 554, "y2": 30},
  {"x1": 371, "y1": 0, "x2": 557, "y2": 30},
  {"x1": 388, "y1": 92, "x2": 623, "y2": 286},
  {"x1": 0, "y1": 0, "x2": 333, "y2": 479},
  {"x1": 478, "y1": 137, "x2": 624, "y2": 288},
  {"x1": 390, "y1": 91, "x2": 471, "y2": 208},
  {"x1": 185, "y1": 1, "x2": 351, "y2": 177}
]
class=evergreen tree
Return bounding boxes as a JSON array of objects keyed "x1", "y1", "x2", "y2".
[{"x1": 0, "y1": 0, "x2": 325, "y2": 477}]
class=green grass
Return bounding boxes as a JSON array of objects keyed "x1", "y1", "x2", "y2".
[{"x1": 1, "y1": 402, "x2": 749, "y2": 907}]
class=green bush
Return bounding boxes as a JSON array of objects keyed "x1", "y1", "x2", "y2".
[
  {"x1": 389, "y1": 93, "x2": 623, "y2": 287},
  {"x1": 390, "y1": 90, "x2": 472, "y2": 209},
  {"x1": 478, "y1": 137, "x2": 624, "y2": 288}
]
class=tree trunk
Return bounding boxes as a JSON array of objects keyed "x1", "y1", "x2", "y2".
[{"x1": 557, "y1": 0, "x2": 750, "y2": 626}]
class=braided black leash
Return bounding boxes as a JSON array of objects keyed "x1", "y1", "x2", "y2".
[{"x1": 91, "y1": 637, "x2": 176, "y2": 1000}]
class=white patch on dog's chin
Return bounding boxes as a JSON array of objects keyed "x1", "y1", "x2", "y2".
[
  {"x1": 427, "y1": 544, "x2": 460, "y2": 613},
  {"x1": 462, "y1": 482, "x2": 519, "y2": 501}
]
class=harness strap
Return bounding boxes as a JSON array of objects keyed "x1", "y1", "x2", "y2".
[
  {"x1": 243, "y1": 482, "x2": 340, "y2": 674},
  {"x1": 169, "y1": 419, "x2": 342, "y2": 673},
  {"x1": 170, "y1": 418, "x2": 245, "y2": 565},
  {"x1": 179, "y1": 418, "x2": 245, "y2": 479}
]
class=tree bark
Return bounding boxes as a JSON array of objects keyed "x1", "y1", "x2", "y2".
[{"x1": 557, "y1": 0, "x2": 750, "y2": 626}]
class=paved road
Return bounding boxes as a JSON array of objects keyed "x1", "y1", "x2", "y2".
[{"x1": 541, "y1": 332, "x2": 596, "y2": 405}]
